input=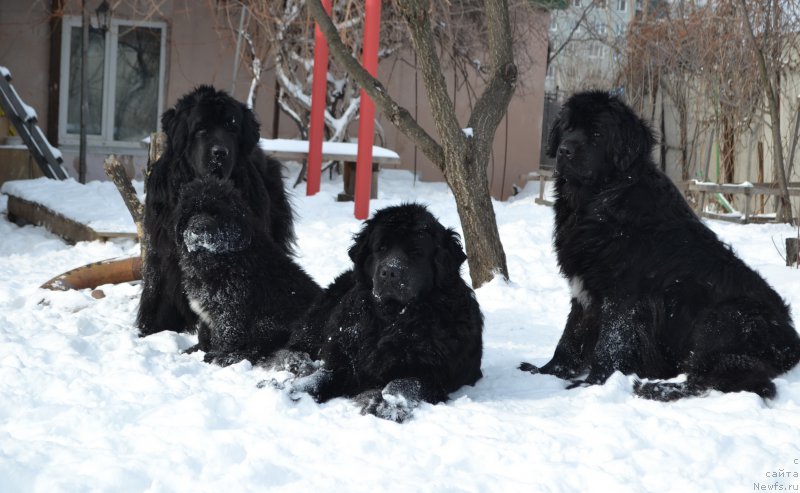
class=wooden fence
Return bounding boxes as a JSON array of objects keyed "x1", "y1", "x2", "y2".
[
  {"x1": 530, "y1": 170, "x2": 800, "y2": 225},
  {"x1": 687, "y1": 181, "x2": 800, "y2": 224}
]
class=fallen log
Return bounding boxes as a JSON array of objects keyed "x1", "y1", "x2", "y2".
[{"x1": 41, "y1": 256, "x2": 142, "y2": 291}]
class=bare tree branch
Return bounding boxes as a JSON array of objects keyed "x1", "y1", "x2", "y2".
[
  {"x1": 305, "y1": 0, "x2": 445, "y2": 168},
  {"x1": 467, "y1": 0, "x2": 518, "y2": 164},
  {"x1": 395, "y1": 0, "x2": 464, "y2": 159}
]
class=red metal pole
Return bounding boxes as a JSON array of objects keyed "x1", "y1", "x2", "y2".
[
  {"x1": 354, "y1": 0, "x2": 381, "y2": 220},
  {"x1": 306, "y1": 0, "x2": 332, "y2": 196}
]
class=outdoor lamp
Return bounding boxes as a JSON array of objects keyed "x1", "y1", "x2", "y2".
[{"x1": 95, "y1": 0, "x2": 112, "y2": 33}]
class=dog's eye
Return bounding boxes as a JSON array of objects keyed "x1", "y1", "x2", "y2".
[{"x1": 592, "y1": 131, "x2": 602, "y2": 138}]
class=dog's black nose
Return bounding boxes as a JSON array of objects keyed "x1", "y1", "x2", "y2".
[
  {"x1": 380, "y1": 263, "x2": 402, "y2": 280},
  {"x1": 210, "y1": 145, "x2": 229, "y2": 160},
  {"x1": 558, "y1": 142, "x2": 575, "y2": 159}
]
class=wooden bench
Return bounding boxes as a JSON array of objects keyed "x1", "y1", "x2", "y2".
[{"x1": 258, "y1": 138, "x2": 401, "y2": 201}]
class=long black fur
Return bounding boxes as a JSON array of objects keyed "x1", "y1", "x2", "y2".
[
  {"x1": 175, "y1": 177, "x2": 321, "y2": 365},
  {"x1": 137, "y1": 86, "x2": 296, "y2": 337},
  {"x1": 520, "y1": 90, "x2": 800, "y2": 401},
  {"x1": 273, "y1": 203, "x2": 484, "y2": 421}
]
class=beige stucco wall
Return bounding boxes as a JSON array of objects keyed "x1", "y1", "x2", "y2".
[
  {"x1": 0, "y1": 0, "x2": 547, "y2": 200},
  {"x1": 0, "y1": 1, "x2": 53, "y2": 129}
]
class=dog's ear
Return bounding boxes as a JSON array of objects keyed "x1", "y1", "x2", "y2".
[
  {"x1": 434, "y1": 227, "x2": 467, "y2": 286},
  {"x1": 545, "y1": 114, "x2": 562, "y2": 159},
  {"x1": 161, "y1": 108, "x2": 188, "y2": 155},
  {"x1": 612, "y1": 120, "x2": 657, "y2": 171},
  {"x1": 348, "y1": 218, "x2": 374, "y2": 282},
  {"x1": 161, "y1": 108, "x2": 175, "y2": 134},
  {"x1": 239, "y1": 103, "x2": 261, "y2": 155},
  {"x1": 609, "y1": 99, "x2": 657, "y2": 171}
]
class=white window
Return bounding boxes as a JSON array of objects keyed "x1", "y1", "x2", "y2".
[
  {"x1": 617, "y1": 0, "x2": 628, "y2": 11},
  {"x1": 58, "y1": 17, "x2": 166, "y2": 149},
  {"x1": 550, "y1": 15, "x2": 558, "y2": 32},
  {"x1": 614, "y1": 22, "x2": 626, "y2": 36},
  {"x1": 573, "y1": 0, "x2": 582, "y2": 7},
  {"x1": 635, "y1": 0, "x2": 643, "y2": 10},
  {"x1": 595, "y1": 21, "x2": 607, "y2": 36},
  {"x1": 588, "y1": 43, "x2": 604, "y2": 58}
]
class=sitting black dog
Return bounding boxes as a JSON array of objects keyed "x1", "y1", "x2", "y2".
[
  {"x1": 175, "y1": 177, "x2": 321, "y2": 365},
  {"x1": 521, "y1": 90, "x2": 800, "y2": 401},
  {"x1": 268, "y1": 203, "x2": 484, "y2": 421},
  {"x1": 138, "y1": 86, "x2": 295, "y2": 338}
]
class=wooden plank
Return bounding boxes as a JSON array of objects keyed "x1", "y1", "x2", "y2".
[
  {"x1": 6, "y1": 194, "x2": 137, "y2": 244},
  {"x1": 259, "y1": 139, "x2": 401, "y2": 166},
  {"x1": 265, "y1": 148, "x2": 400, "y2": 166},
  {"x1": 688, "y1": 181, "x2": 800, "y2": 197},
  {"x1": 699, "y1": 211, "x2": 746, "y2": 224}
]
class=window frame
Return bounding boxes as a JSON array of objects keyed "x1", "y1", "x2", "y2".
[{"x1": 58, "y1": 16, "x2": 167, "y2": 150}]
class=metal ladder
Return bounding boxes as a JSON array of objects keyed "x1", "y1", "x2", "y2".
[{"x1": 0, "y1": 66, "x2": 70, "y2": 180}]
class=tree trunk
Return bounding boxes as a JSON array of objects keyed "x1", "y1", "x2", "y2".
[
  {"x1": 721, "y1": 112, "x2": 735, "y2": 184},
  {"x1": 679, "y1": 101, "x2": 688, "y2": 181},
  {"x1": 446, "y1": 150, "x2": 508, "y2": 287}
]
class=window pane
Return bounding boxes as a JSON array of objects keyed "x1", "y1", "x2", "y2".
[
  {"x1": 67, "y1": 26, "x2": 105, "y2": 135},
  {"x1": 114, "y1": 26, "x2": 161, "y2": 141}
]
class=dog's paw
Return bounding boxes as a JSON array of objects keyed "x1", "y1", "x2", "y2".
[
  {"x1": 261, "y1": 349, "x2": 318, "y2": 377},
  {"x1": 518, "y1": 361, "x2": 540, "y2": 374},
  {"x1": 633, "y1": 380, "x2": 706, "y2": 401},
  {"x1": 357, "y1": 379, "x2": 423, "y2": 423},
  {"x1": 260, "y1": 368, "x2": 332, "y2": 402},
  {"x1": 565, "y1": 379, "x2": 593, "y2": 390},
  {"x1": 183, "y1": 343, "x2": 202, "y2": 355}
]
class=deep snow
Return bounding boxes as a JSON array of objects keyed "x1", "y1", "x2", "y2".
[{"x1": 1, "y1": 165, "x2": 799, "y2": 493}]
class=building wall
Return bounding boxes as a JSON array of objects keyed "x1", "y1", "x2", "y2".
[{"x1": 0, "y1": 0, "x2": 548, "y2": 200}]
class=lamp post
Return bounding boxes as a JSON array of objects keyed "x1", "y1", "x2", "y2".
[{"x1": 79, "y1": 0, "x2": 112, "y2": 184}]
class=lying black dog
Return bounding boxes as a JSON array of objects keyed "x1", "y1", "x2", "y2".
[
  {"x1": 175, "y1": 177, "x2": 321, "y2": 365},
  {"x1": 138, "y1": 86, "x2": 295, "y2": 338},
  {"x1": 269, "y1": 203, "x2": 484, "y2": 421},
  {"x1": 521, "y1": 90, "x2": 800, "y2": 401}
]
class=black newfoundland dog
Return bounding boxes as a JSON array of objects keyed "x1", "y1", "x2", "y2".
[
  {"x1": 521, "y1": 90, "x2": 800, "y2": 401},
  {"x1": 137, "y1": 86, "x2": 297, "y2": 338},
  {"x1": 174, "y1": 177, "x2": 321, "y2": 364},
  {"x1": 269, "y1": 203, "x2": 484, "y2": 421}
]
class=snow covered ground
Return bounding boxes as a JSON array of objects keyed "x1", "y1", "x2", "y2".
[{"x1": 1, "y1": 165, "x2": 799, "y2": 493}]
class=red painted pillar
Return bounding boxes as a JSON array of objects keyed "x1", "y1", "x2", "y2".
[
  {"x1": 354, "y1": 0, "x2": 381, "y2": 220},
  {"x1": 306, "y1": 0, "x2": 332, "y2": 196}
]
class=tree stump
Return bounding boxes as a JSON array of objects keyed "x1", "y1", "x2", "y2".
[{"x1": 787, "y1": 238, "x2": 799, "y2": 267}]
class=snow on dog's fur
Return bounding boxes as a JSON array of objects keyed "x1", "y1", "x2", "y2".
[{"x1": 175, "y1": 177, "x2": 320, "y2": 365}]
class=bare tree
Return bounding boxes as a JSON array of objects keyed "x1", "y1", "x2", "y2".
[
  {"x1": 737, "y1": 0, "x2": 795, "y2": 223},
  {"x1": 305, "y1": 0, "x2": 532, "y2": 287},
  {"x1": 216, "y1": 1, "x2": 408, "y2": 143},
  {"x1": 620, "y1": 0, "x2": 798, "y2": 223}
]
